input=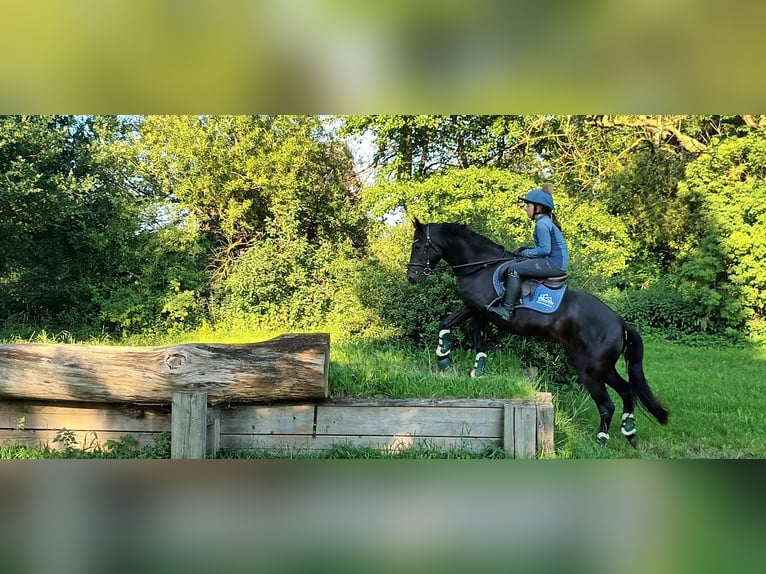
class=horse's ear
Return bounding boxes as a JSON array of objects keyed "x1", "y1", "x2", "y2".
[{"x1": 413, "y1": 217, "x2": 423, "y2": 230}]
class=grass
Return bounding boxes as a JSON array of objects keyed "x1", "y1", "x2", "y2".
[
  {"x1": 2, "y1": 326, "x2": 765, "y2": 459},
  {"x1": 329, "y1": 341, "x2": 536, "y2": 401}
]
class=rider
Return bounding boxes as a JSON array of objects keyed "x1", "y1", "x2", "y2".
[{"x1": 488, "y1": 183, "x2": 569, "y2": 321}]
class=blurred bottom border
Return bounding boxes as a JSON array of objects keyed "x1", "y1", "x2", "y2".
[{"x1": 0, "y1": 460, "x2": 762, "y2": 574}]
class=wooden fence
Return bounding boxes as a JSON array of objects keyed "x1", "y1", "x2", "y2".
[
  {"x1": 0, "y1": 393, "x2": 554, "y2": 458},
  {"x1": 0, "y1": 334, "x2": 555, "y2": 459}
]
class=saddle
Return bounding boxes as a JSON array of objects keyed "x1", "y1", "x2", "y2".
[
  {"x1": 492, "y1": 261, "x2": 567, "y2": 297},
  {"x1": 520, "y1": 275, "x2": 568, "y2": 298},
  {"x1": 492, "y1": 262, "x2": 568, "y2": 314}
]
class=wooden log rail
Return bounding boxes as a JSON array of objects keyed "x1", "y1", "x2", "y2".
[{"x1": 0, "y1": 333, "x2": 330, "y2": 404}]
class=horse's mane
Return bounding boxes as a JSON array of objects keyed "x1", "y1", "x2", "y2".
[{"x1": 439, "y1": 222, "x2": 506, "y2": 253}]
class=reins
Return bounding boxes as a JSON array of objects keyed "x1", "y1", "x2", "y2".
[
  {"x1": 408, "y1": 223, "x2": 515, "y2": 278},
  {"x1": 449, "y1": 255, "x2": 514, "y2": 276}
]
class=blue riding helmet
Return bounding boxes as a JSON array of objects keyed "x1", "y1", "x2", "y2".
[{"x1": 519, "y1": 188, "x2": 554, "y2": 210}]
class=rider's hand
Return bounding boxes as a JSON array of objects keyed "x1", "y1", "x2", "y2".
[{"x1": 513, "y1": 247, "x2": 531, "y2": 258}]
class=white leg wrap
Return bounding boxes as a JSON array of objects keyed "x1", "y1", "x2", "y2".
[
  {"x1": 621, "y1": 412, "x2": 637, "y2": 436},
  {"x1": 597, "y1": 431, "x2": 609, "y2": 441},
  {"x1": 436, "y1": 329, "x2": 451, "y2": 358},
  {"x1": 470, "y1": 352, "x2": 488, "y2": 378}
]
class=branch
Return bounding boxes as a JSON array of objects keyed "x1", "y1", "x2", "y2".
[
  {"x1": 591, "y1": 115, "x2": 707, "y2": 154},
  {"x1": 741, "y1": 115, "x2": 766, "y2": 131}
]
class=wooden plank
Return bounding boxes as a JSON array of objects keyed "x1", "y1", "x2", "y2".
[
  {"x1": 218, "y1": 404, "x2": 315, "y2": 435},
  {"x1": 0, "y1": 401, "x2": 170, "y2": 432},
  {"x1": 503, "y1": 403, "x2": 515, "y2": 456},
  {"x1": 171, "y1": 391, "x2": 208, "y2": 459},
  {"x1": 0, "y1": 333, "x2": 329, "y2": 404},
  {"x1": 220, "y1": 434, "x2": 500, "y2": 454},
  {"x1": 321, "y1": 398, "x2": 523, "y2": 408},
  {"x1": 316, "y1": 405, "x2": 503, "y2": 437},
  {"x1": 536, "y1": 402, "x2": 555, "y2": 458},
  {"x1": 514, "y1": 404, "x2": 537, "y2": 459}
]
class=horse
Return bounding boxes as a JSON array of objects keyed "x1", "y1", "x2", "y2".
[{"x1": 406, "y1": 219, "x2": 669, "y2": 447}]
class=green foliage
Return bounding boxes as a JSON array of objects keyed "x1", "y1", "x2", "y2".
[
  {"x1": 677, "y1": 132, "x2": 766, "y2": 335},
  {"x1": 95, "y1": 225, "x2": 210, "y2": 336},
  {"x1": 606, "y1": 146, "x2": 694, "y2": 285},
  {"x1": 213, "y1": 235, "x2": 376, "y2": 337},
  {"x1": 3, "y1": 114, "x2": 765, "y2": 350},
  {"x1": 602, "y1": 285, "x2": 718, "y2": 335},
  {"x1": 135, "y1": 115, "x2": 366, "y2": 256}
]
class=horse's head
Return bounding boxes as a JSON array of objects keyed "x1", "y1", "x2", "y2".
[{"x1": 407, "y1": 219, "x2": 443, "y2": 283}]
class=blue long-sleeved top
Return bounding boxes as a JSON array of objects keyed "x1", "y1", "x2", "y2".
[{"x1": 519, "y1": 214, "x2": 569, "y2": 272}]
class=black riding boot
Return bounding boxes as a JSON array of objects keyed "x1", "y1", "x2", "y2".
[{"x1": 489, "y1": 271, "x2": 522, "y2": 321}]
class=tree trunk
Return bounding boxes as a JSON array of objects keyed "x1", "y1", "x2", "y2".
[{"x1": 0, "y1": 333, "x2": 329, "y2": 405}]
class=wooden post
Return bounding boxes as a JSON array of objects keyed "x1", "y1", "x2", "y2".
[
  {"x1": 514, "y1": 403, "x2": 537, "y2": 459},
  {"x1": 171, "y1": 391, "x2": 208, "y2": 459},
  {"x1": 206, "y1": 407, "x2": 221, "y2": 457},
  {"x1": 503, "y1": 402, "x2": 515, "y2": 456},
  {"x1": 536, "y1": 402, "x2": 555, "y2": 458}
]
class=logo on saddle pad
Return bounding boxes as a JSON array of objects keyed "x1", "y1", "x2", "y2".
[
  {"x1": 517, "y1": 283, "x2": 566, "y2": 313},
  {"x1": 536, "y1": 292, "x2": 555, "y2": 308}
]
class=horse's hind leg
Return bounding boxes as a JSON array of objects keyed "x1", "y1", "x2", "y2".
[
  {"x1": 606, "y1": 369, "x2": 638, "y2": 448},
  {"x1": 577, "y1": 368, "x2": 616, "y2": 446}
]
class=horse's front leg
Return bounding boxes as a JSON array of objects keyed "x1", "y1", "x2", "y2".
[
  {"x1": 470, "y1": 313, "x2": 489, "y2": 378},
  {"x1": 436, "y1": 307, "x2": 473, "y2": 372}
]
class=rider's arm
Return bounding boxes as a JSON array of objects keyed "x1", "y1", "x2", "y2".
[{"x1": 520, "y1": 219, "x2": 552, "y2": 258}]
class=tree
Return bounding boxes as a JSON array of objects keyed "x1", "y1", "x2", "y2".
[
  {"x1": 135, "y1": 115, "x2": 366, "y2": 271},
  {"x1": 677, "y1": 132, "x2": 766, "y2": 335},
  {"x1": 0, "y1": 115, "x2": 143, "y2": 326}
]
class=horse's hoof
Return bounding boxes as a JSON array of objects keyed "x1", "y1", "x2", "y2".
[
  {"x1": 596, "y1": 432, "x2": 609, "y2": 446},
  {"x1": 437, "y1": 357, "x2": 452, "y2": 371},
  {"x1": 626, "y1": 434, "x2": 639, "y2": 448}
]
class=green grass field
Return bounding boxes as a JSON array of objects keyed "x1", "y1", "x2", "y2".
[
  {"x1": 2, "y1": 327, "x2": 765, "y2": 459},
  {"x1": 326, "y1": 335, "x2": 766, "y2": 459}
]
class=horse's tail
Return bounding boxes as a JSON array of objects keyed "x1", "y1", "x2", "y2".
[{"x1": 623, "y1": 322, "x2": 669, "y2": 425}]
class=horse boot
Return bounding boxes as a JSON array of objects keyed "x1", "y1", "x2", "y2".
[{"x1": 489, "y1": 270, "x2": 521, "y2": 321}]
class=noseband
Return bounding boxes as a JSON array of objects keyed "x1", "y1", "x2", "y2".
[{"x1": 407, "y1": 225, "x2": 435, "y2": 277}]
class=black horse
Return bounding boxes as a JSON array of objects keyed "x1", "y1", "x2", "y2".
[{"x1": 406, "y1": 219, "x2": 668, "y2": 447}]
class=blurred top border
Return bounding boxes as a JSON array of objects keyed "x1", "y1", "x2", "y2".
[{"x1": 2, "y1": 1, "x2": 765, "y2": 114}]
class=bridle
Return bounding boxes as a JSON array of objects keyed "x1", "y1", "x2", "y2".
[
  {"x1": 407, "y1": 224, "x2": 436, "y2": 277},
  {"x1": 407, "y1": 224, "x2": 515, "y2": 278}
]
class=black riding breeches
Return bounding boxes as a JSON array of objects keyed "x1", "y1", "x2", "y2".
[{"x1": 505, "y1": 257, "x2": 565, "y2": 279}]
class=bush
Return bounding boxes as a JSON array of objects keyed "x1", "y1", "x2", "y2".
[{"x1": 601, "y1": 285, "x2": 721, "y2": 335}]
